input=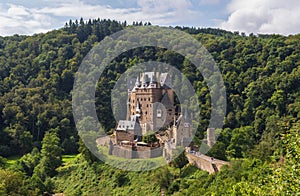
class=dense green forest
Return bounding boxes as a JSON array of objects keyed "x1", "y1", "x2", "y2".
[{"x1": 0, "y1": 18, "x2": 299, "y2": 195}]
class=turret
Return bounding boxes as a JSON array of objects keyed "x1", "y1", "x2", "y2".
[
  {"x1": 207, "y1": 128, "x2": 216, "y2": 147},
  {"x1": 141, "y1": 74, "x2": 147, "y2": 88},
  {"x1": 148, "y1": 73, "x2": 157, "y2": 88},
  {"x1": 135, "y1": 76, "x2": 140, "y2": 87}
]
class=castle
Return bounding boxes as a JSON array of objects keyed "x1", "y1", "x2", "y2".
[{"x1": 108, "y1": 72, "x2": 194, "y2": 159}]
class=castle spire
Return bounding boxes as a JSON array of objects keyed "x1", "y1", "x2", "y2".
[
  {"x1": 135, "y1": 76, "x2": 140, "y2": 87},
  {"x1": 150, "y1": 73, "x2": 156, "y2": 83},
  {"x1": 141, "y1": 74, "x2": 147, "y2": 88}
]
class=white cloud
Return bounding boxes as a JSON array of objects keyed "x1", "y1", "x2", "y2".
[
  {"x1": 7, "y1": 4, "x2": 30, "y2": 16},
  {"x1": 39, "y1": 0, "x2": 196, "y2": 25},
  {"x1": 137, "y1": 0, "x2": 192, "y2": 13},
  {"x1": 0, "y1": 4, "x2": 56, "y2": 35},
  {"x1": 220, "y1": 0, "x2": 300, "y2": 35},
  {"x1": 0, "y1": 0, "x2": 198, "y2": 36},
  {"x1": 199, "y1": 0, "x2": 220, "y2": 5}
]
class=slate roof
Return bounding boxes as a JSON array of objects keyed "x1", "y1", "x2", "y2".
[
  {"x1": 160, "y1": 93, "x2": 173, "y2": 108},
  {"x1": 128, "y1": 72, "x2": 171, "y2": 91},
  {"x1": 160, "y1": 73, "x2": 172, "y2": 88},
  {"x1": 116, "y1": 116, "x2": 142, "y2": 131}
]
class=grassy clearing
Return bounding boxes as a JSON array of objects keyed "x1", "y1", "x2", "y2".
[
  {"x1": 62, "y1": 154, "x2": 78, "y2": 164},
  {"x1": 98, "y1": 145, "x2": 167, "y2": 171},
  {"x1": 4, "y1": 155, "x2": 78, "y2": 168},
  {"x1": 5, "y1": 156, "x2": 20, "y2": 168}
]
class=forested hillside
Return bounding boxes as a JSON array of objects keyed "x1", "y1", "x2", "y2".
[{"x1": 0, "y1": 19, "x2": 299, "y2": 195}]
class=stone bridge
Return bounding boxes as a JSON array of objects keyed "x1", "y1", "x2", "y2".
[{"x1": 186, "y1": 152, "x2": 229, "y2": 174}]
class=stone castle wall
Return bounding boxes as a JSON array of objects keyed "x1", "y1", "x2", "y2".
[
  {"x1": 186, "y1": 153, "x2": 229, "y2": 174},
  {"x1": 110, "y1": 145, "x2": 163, "y2": 159},
  {"x1": 115, "y1": 131, "x2": 134, "y2": 143}
]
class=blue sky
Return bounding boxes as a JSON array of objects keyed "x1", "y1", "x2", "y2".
[{"x1": 0, "y1": 0, "x2": 299, "y2": 36}]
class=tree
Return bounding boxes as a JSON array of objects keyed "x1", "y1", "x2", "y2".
[
  {"x1": 226, "y1": 126, "x2": 254, "y2": 158},
  {"x1": 78, "y1": 139, "x2": 97, "y2": 164},
  {"x1": 33, "y1": 130, "x2": 62, "y2": 180},
  {"x1": 207, "y1": 141, "x2": 227, "y2": 160},
  {"x1": 142, "y1": 133, "x2": 158, "y2": 144},
  {"x1": 154, "y1": 167, "x2": 171, "y2": 190},
  {"x1": 171, "y1": 147, "x2": 188, "y2": 174},
  {"x1": 0, "y1": 157, "x2": 6, "y2": 169},
  {"x1": 0, "y1": 169, "x2": 24, "y2": 195},
  {"x1": 267, "y1": 122, "x2": 300, "y2": 194},
  {"x1": 16, "y1": 147, "x2": 40, "y2": 176}
]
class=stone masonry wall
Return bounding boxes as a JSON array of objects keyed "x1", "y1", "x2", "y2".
[
  {"x1": 111, "y1": 145, "x2": 163, "y2": 159},
  {"x1": 186, "y1": 153, "x2": 229, "y2": 174}
]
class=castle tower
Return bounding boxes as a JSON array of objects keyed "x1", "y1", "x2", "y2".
[
  {"x1": 125, "y1": 72, "x2": 176, "y2": 136},
  {"x1": 126, "y1": 97, "x2": 130, "y2": 120},
  {"x1": 207, "y1": 128, "x2": 216, "y2": 147}
]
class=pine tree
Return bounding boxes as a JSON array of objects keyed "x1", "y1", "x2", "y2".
[{"x1": 33, "y1": 130, "x2": 62, "y2": 180}]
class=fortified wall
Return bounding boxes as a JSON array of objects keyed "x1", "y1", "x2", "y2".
[
  {"x1": 109, "y1": 143, "x2": 163, "y2": 159},
  {"x1": 186, "y1": 152, "x2": 229, "y2": 174}
]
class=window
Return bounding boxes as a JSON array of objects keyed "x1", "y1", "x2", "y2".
[
  {"x1": 184, "y1": 123, "x2": 190, "y2": 127},
  {"x1": 157, "y1": 109, "x2": 162, "y2": 118}
]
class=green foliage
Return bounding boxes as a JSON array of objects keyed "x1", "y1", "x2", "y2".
[
  {"x1": 78, "y1": 139, "x2": 98, "y2": 164},
  {"x1": 171, "y1": 148, "x2": 188, "y2": 170},
  {"x1": 226, "y1": 126, "x2": 255, "y2": 158},
  {"x1": 53, "y1": 155, "x2": 163, "y2": 195},
  {"x1": 0, "y1": 169, "x2": 22, "y2": 195},
  {"x1": 265, "y1": 122, "x2": 300, "y2": 194},
  {"x1": 207, "y1": 141, "x2": 227, "y2": 160},
  {"x1": 0, "y1": 157, "x2": 6, "y2": 168},
  {"x1": 142, "y1": 133, "x2": 158, "y2": 144},
  {"x1": 16, "y1": 147, "x2": 40, "y2": 176},
  {"x1": 0, "y1": 169, "x2": 29, "y2": 195},
  {"x1": 33, "y1": 131, "x2": 62, "y2": 180}
]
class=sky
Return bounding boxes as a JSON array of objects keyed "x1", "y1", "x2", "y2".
[{"x1": 0, "y1": 0, "x2": 299, "y2": 36}]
